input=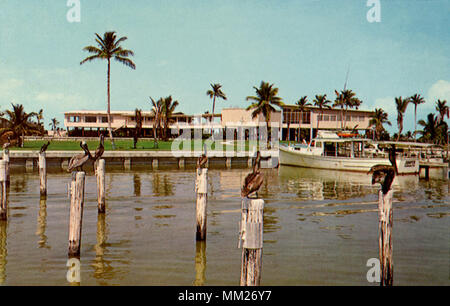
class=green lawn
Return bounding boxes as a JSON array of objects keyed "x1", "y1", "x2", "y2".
[{"x1": 13, "y1": 139, "x2": 266, "y2": 152}]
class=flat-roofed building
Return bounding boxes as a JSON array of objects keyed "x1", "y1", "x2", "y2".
[{"x1": 64, "y1": 106, "x2": 373, "y2": 141}]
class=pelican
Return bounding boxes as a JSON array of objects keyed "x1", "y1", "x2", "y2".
[
  {"x1": 197, "y1": 144, "x2": 208, "y2": 169},
  {"x1": 93, "y1": 134, "x2": 105, "y2": 162},
  {"x1": 39, "y1": 141, "x2": 50, "y2": 153},
  {"x1": 67, "y1": 141, "x2": 92, "y2": 172},
  {"x1": 241, "y1": 151, "x2": 264, "y2": 198},
  {"x1": 368, "y1": 145, "x2": 398, "y2": 194}
]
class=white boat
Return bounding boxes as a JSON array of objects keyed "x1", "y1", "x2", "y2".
[{"x1": 279, "y1": 131, "x2": 419, "y2": 175}]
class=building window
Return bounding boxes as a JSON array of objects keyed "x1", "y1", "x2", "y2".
[
  {"x1": 101, "y1": 116, "x2": 108, "y2": 123},
  {"x1": 70, "y1": 116, "x2": 80, "y2": 123},
  {"x1": 330, "y1": 115, "x2": 337, "y2": 121},
  {"x1": 85, "y1": 116, "x2": 97, "y2": 123}
]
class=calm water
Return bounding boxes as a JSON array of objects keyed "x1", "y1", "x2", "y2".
[{"x1": 0, "y1": 164, "x2": 448, "y2": 285}]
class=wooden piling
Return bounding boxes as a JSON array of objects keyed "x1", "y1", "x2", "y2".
[
  {"x1": 239, "y1": 198, "x2": 264, "y2": 286},
  {"x1": 195, "y1": 168, "x2": 208, "y2": 241},
  {"x1": 68, "y1": 172, "x2": 86, "y2": 258},
  {"x1": 39, "y1": 152, "x2": 47, "y2": 197},
  {"x1": 2, "y1": 149, "x2": 9, "y2": 186},
  {"x1": 179, "y1": 158, "x2": 185, "y2": 169},
  {"x1": 226, "y1": 157, "x2": 232, "y2": 169},
  {"x1": 96, "y1": 159, "x2": 106, "y2": 213},
  {"x1": 152, "y1": 158, "x2": 158, "y2": 169},
  {"x1": 0, "y1": 161, "x2": 7, "y2": 221},
  {"x1": 378, "y1": 189, "x2": 394, "y2": 286}
]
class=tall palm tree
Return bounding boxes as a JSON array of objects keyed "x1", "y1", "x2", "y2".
[
  {"x1": 435, "y1": 99, "x2": 449, "y2": 123},
  {"x1": 80, "y1": 31, "x2": 136, "y2": 149},
  {"x1": 0, "y1": 103, "x2": 40, "y2": 147},
  {"x1": 160, "y1": 96, "x2": 179, "y2": 141},
  {"x1": 246, "y1": 81, "x2": 284, "y2": 146},
  {"x1": 133, "y1": 109, "x2": 143, "y2": 149},
  {"x1": 409, "y1": 93, "x2": 426, "y2": 141},
  {"x1": 149, "y1": 97, "x2": 163, "y2": 148},
  {"x1": 295, "y1": 96, "x2": 311, "y2": 141},
  {"x1": 206, "y1": 83, "x2": 227, "y2": 123},
  {"x1": 395, "y1": 96, "x2": 410, "y2": 141},
  {"x1": 369, "y1": 108, "x2": 391, "y2": 141},
  {"x1": 313, "y1": 94, "x2": 331, "y2": 130}
]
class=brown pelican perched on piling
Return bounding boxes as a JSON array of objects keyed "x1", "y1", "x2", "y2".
[
  {"x1": 197, "y1": 143, "x2": 208, "y2": 169},
  {"x1": 93, "y1": 134, "x2": 105, "y2": 162},
  {"x1": 368, "y1": 145, "x2": 398, "y2": 194},
  {"x1": 67, "y1": 141, "x2": 92, "y2": 172},
  {"x1": 241, "y1": 151, "x2": 264, "y2": 198},
  {"x1": 92, "y1": 134, "x2": 105, "y2": 171},
  {"x1": 39, "y1": 141, "x2": 50, "y2": 153}
]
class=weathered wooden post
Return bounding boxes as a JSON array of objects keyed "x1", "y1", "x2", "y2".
[
  {"x1": 38, "y1": 152, "x2": 47, "y2": 197},
  {"x1": 68, "y1": 172, "x2": 86, "y2": 258},
  {"x1": 378, "y1": 189, "x2": 394, "y2": 286},
  {"x1": 0, "y1": 161, "x2": 7, "y2": 221},
  {"x1": 239, "y1": 198, "x2": 264, "y2": 286},
  {"x1": 2, "y1": 149, "x2": 10, "y2": 186},
  {"x1": 96, "y1": 159, "x2": 106, "y2": 213},
  {"x1": 195, "y1": 168, "x2": 208, "y2": 241}
]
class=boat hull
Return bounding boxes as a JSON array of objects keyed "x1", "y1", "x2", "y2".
[{"x1": 279, "y1": 146, "x2": 419, "y2": 175}]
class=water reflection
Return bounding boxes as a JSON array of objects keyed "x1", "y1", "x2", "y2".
[
  {"x1": 193, "y1": 241, "x2": 206, "y2": 286},
  {"x1": 36, "y1": 198, "x2": 50, "y2": 249},
  {"x1": 152, "y1": 173, "x2": 174, "y2": 197},
  {"x1": 133, "y1": 174, "x2": 141, "y2": 197},
  {"x1": 91, "y1": 213, "x2": 113, "y2": 283},
  {"x1": 0, "y1": 221, "x2": 6, "y2": 284},
  {"x1": 278, "y1": 166, "x2": 419, "y2": 200}
]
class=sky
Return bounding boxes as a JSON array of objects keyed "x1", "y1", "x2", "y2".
[{"x1": 0, "y1": 0, "x2": 449, "y2": 134}]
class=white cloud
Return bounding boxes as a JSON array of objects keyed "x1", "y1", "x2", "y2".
[
  {"x1": 373, "y1": 97, "x2": 396, "y2": 116},
  {"x1": 427, "y1": 80, "x2": 450, "y2": 103}
]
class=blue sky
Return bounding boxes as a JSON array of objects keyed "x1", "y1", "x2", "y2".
[{"x1": 0, "y1": 0, "x2": 449, "y2": 133}]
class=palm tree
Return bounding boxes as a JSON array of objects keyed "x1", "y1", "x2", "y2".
[
  {"x1": 313, "y1": 94, "x2": 331, "y2": 130},
  {"x1": 409, "y1": 93, "x2": 426, "y2": 141},
  {"x1": 246, "y1": 81, "x2": 284, "y2": 146},
  {"x1": 435, "y1": 99, "x2": 449, "y2": 123},
  {"x1": 341, "y1": 89, "x2": 361, "y2": 129},
  {"x1": 80, "y1": 31, "x2": 136, "y2": 149},
  {"x1": 0, "y1": 103, "x2": 40, "y2": 147},
  {"x1": 49, "y1": 118, "x2": 60, "y2": 135},
  {"x1": 369, "y1": 108, "x2": 391, "y2": 140},
  {"x1": 160, "y1": 96, "x2": 179, "y2": 140},
  {"x1": 418, "y1": 113, "x2": 445, "y2": 144},
  {"x1": 295, "y1": 96, "x2": 311, "y2": 141},
  {"x1": 395, "y1": 96, "x2": 410, "y2": 141},
  {"x1": 36, "y1": 109, "x2": 43, "y2": 126},
  {"x1": 206, "y1": 83, "x2": 227, "y2": 123},
  {"x1": 133, "y1": 109, "x2": 143, "y2": 149},
  {"x1": 333, "y1": 90, "x2": 345, "y2": 129},
  {"x1": 149, "y1": 97, "x2": 163, "y2": 148}
]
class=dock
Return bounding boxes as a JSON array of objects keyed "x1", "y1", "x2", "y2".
[{"x1": 6, "y1": 150, "x2": 280, "y2": 170}]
